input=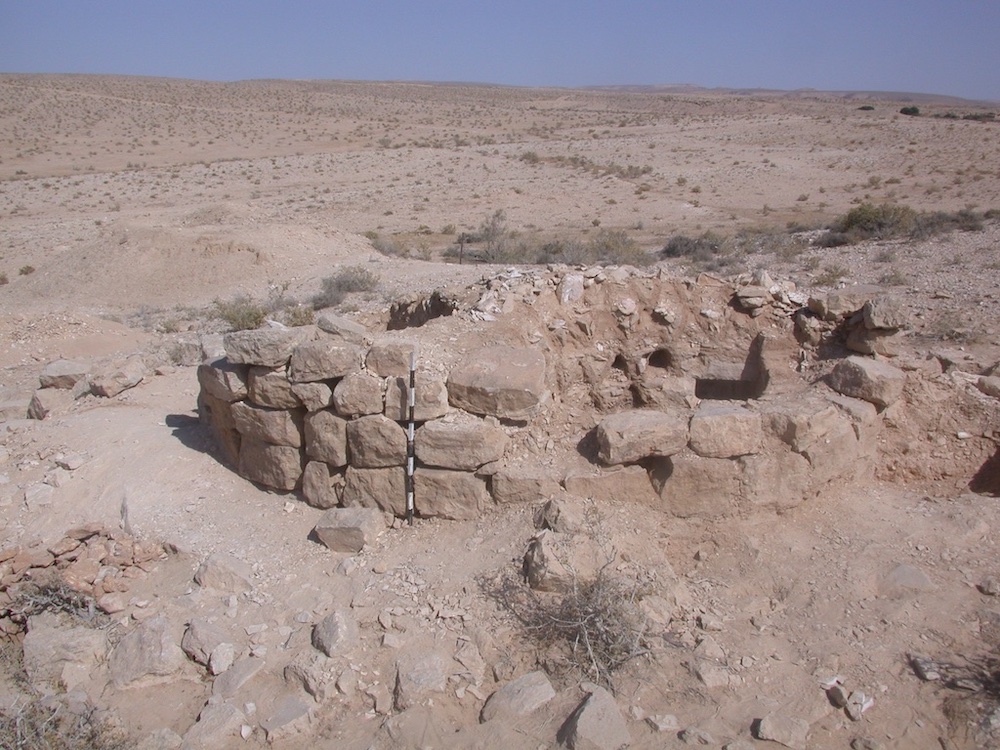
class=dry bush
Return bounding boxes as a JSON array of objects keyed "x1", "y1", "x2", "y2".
[
  {"x1": 818, "y1": 203, "x2": 991, "y2": 246},
  {"x1": 311, "y1": 265, "x2": 380, "y2": 310},
  {"x1": 485, "y1": 562, "x2": 651, "y2": 689},
  {"x1": 0, "y1": 700, "x2": 131, "y2": 750},
  {"x1": 212, "y1": 294, "x2": 268, "y2": 331}
]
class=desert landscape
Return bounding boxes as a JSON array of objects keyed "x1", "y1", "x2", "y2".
[{"x1": 0, "y1": 74, "x2": 999, "y2": 749}]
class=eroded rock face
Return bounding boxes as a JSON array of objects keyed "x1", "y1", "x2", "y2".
[
  {"x1": 447, "y1": 347, "x2": 549, "y2": 420},
  {"x1": 595, "y1": 409, "x2": 688, "y2": 465}
]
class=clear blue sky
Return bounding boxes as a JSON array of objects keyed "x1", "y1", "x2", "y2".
[{"x1": 2, "y1": 1, "x2": 998, "y2": 101}]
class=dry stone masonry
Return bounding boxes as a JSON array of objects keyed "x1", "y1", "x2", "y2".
[{"x1": 192, "y1": 266, "x2": 980, "y2": 545}]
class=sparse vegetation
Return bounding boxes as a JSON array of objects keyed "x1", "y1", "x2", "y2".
[
  {"x1": 818, "y1": 202, "x2": 991, "y2": 246},
  {"x1": 900, "y1": 106, "x2": 921, "y2": 116},
  {"x1": 311, "y1": 265, "x2": 380, "y2": 309},
  {"x1": 213, "y1": 294, "x2": 269, "y2": 331},
  {"x1": 18, "y1": 265, "x2": 35, "y2": 276}
]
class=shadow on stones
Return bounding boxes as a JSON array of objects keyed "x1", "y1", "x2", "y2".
[
  {"x1": 165, "y1": 412, "x2": 226, "y2": 465},
  {"x1": 576, "y1": 428, "x2": 601, "y2": 464},
  {"x1": 970, "y1": 446, "x2": 1000, "y2": 496}
]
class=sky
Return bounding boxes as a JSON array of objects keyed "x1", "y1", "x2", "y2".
[{"x1": 2, "y1": 1, "x2": 998, "y2": 101}]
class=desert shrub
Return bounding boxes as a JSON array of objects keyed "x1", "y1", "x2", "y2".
[
  {"x1": 857, "y1": 105, "x2": 875, "y2": 111},
  {"x1": 0, "y1": 273, "x2": 8, "y2": 286},
  {"x1": 280, "y1": 305, "x2": 315, "y2": 327},
  {"x1": 587, "y1": 229, "x2": 652, "y2": 266},
  {"x1": 661, "y1": 232, "x2": 723, "y2": 261},
  {"x1": 814, "y1": 264, "x2": 850, "y2": 286},
  {"x1": 18, "y1": 265, "x2": 35, "y2": 276},
  {"x1": 370, "y1": 235, "x2": 407, "y2": 257},
  {"x1": 832, "y1": 202, "x2": 917, "y2": 240},
  {"x1": 213, "y1": 295, "x2": 268, "y2": 331},
  {"x1": 0, "y1": 699, "x2": 131, "y2": 750},
  {"x1": 900, "y1": 106, "x2": 921, "y2": 116},
  {"x1": 475, "y1": 209, "x2": 512, "y2": 262},
  {"x1": 311, "y1": 266, "x2": 380, "y2": 310},
  {"x1": 520, "y1": 151, "x2": 541, "y2": 165},
  {"x1": 486, "y1": 565, "x2": 650, "y2": 688},
  {"x1": 821, "y1": 203, "x2": 989, "y2": 245}
]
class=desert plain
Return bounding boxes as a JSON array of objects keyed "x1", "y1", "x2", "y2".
[{"x1": 0, "y1": 74, "x2": 999, "y2": 749}]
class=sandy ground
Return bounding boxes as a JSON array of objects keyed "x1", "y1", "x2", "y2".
[{"x1": 1, "y1": 74, "x2": 999, "y2": 749}]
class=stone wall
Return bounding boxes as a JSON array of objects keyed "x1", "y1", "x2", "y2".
[{"x1": 197, "y1": 283, "x2": 898, "y2": 521}]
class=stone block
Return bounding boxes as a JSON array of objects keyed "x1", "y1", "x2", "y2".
[
  {"x1": 224, "y1": 326, "x2": 314, "y2": 368},
  {"x1": 290, "y1": 381, "x2": 334, "y2": 412},
  {"x1": 595, "y1": 409, "x2": 688, "y2": 465},
  {"x1": 197, "y1": 359, "x2": 248, "y2": 403},
  {"x1": 688, "y1": 404, "x2": 762, "y2": 458},
  {"x1": 315, "y1": 311, "x2": 369, "y2": 343},
  {"x1": 39, "y1": 359, "x2": 89, "y2": 390},
  {"x1": 563, "y1": 465, "x2": 658, "y2": 505},
  {"x1": 650, "y1": 455, "x2": 741, "y2": 518},
  {"x1": 343, "y1": 465, "x2": 406, "y2": 516},
  {"x1": 447, "y1": 346, "x2": 548, "y2": 420},
  {"x1": 347, "y1": 414, "x2": 407, "y2": 467},
  {"x1": 384, "y1": 373, "x2": 450, "y2": 421},
  {"x1": 480, "y1": 671, "x2": 556, "y2": 722},
  {"x1": 415, "y1": 468, "x2": 489, "y2": 520},
  {"x1": 415, "y1": 419, "x2": 509, "y2": 470},
  {"x1": 367, "y1": 338, "x2": 418, "y2": 377},
  {"x1": 198, "y1": 392, "x2": 242, "y2": 466},
  {"x1": 27, "y1": 388, "x2": 73, "y2": 420},
  {"x1": 828, "y1": 356, "x2": 906, "y2": 409},
  {"x1": 91, "y1": 355, "x2": 145, "y2": 397},
  {"x1": 301, "y1": 460, "x2": 343, "y2": 509},
  {"x1": 333, "y1": 372, "x2": 386, "y2": 418},
  {"x1": 313, "y1": 507, "x2": 385, "y2": 553},
  {"x1": 304, "y1": 409, "x2": 348, "y2": 467},
  {"x1": 231, "y1": 401, "x2": 304, "y2": 447},
  {"x1": 289, "y1": 339, "x2": 360, "y2": 383},
  {"x1": 247, "y1": 365, "x2": 300, "y2": 408},
  {"x1": 238, "y1": 437, "x2": 303, "y2": 491},
  {"x1": 492, "y1": 465, "x2": 562, "y2": 504}
]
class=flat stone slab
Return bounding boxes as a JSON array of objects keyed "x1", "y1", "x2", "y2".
[
  {"x1": 447, "y1": 346, "x2": 548, "y2": 420},
  {"x1": 828, "y1": 356, "x2": 906, "y2": 409},
  {"x1": 313, "y1": 507, "x2": 385, "y2": 553},
  {"x1": 595, "y1": 409, "x2": 688, "y2": 465}
]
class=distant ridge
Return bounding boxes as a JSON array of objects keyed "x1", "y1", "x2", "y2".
[{"x1": 584, "y1": 83, "x2": 997, "y2": 106}]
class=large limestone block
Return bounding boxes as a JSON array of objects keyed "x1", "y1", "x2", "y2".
[
  {"x1": 238, "y1": 437, "x2": 303, "y2": 490},
  {"x1": 347, "y1": 414, "x2": 407, "y2": 467},
  {"x1": 312, "y1": 610, "x2": 359, "y2": 657},
  {"x1": 765, "y1": 400, "x2": 849, "y2": 453},
  {"x1": 863, "y1": 297, "x2": 906, "y2": 330},
  {"x1": 447, "y1": 346, "x2": 549, "y2": 420},
  {"x1": 27, "y1": 388, "x2": 73, "y2": 420},
  {"x1": 301, "y1": 460, "x2": 343, "y2": 509},
  {"x1": 557, "y1": 685, "x2": 631, "y2": 750},
  {"x1": 828, "y1": 356, "x2": 906, "y2": 409},
  {"x1": 333, "y1": 372, "x2": 385, "y2": 418},
  {"x1": 289, "y1": 339, "x2": 360, "y2": 383},
  {"x1": 480, "y1": 671, "x2": 556, "y2": 722},
  {"x1": 315, "y1": 311, "x2": 369, "y2": 343},
  {"x1": 846, "y1": 327, "x2": 901, "y2": 357},
  {"x1": 563, "y1": 465, "x2": 659, "y2": 505},
  {"x1": 197, "y1": 359, "x2": 248, "y2": 402},
  {"x1": 224, "y1": 326, "x2": 314, "y2": 367},
  {"x1": 492, "y1": 465, "x2": 562, "y2": 504},
  {"x1": 688, "y1": 404, "x2": 762, "y2": 458},
  {"x1": 91, "y1": 356, "x2": 145, "y2": 397},
  {"x1": 194, "y1": 553, "x2": 253, "y2": 594},
  {"x1": 231, "y1": 401, "x2": 304, "y2": 447},
  {"x1": 650, "y1": 455, "x2": 741, "y2": 518},
  {"x1": 595, "y1": 409, "x2": 688, "y2": 465},
  {"x1": 39, "y1": 359, "x2": 89, "y2": 390},
  {"x1": 247, "y1": 365, "x2": 300, "y2": 408},
  {"x1": 313, "y1": 507, "x2": 385, "y2": 553},
  {"x1": 415, "y1": 419, "x2": 509, "y2": 470},
  {"x1": 740, "y1": 452, "x2": 812, "y2": 510},
  {"x1": 394, "y1": 647, "x2": 450, "y2": 711},
  {"x1": 367, "y1": 338, "x2": 418, "y2": 377},
  {"x1": 385, "y1": 373, "x2": 450, "y2": 421},
  {"x1": 198, "y1": 392, "x2": 242, "y2": 466},
  {"x1": 343, "y1": 465, "x2": 406, "y2": 516},
  {"x1": 290, "y1": 381, "x2": 334, "y2": 412},
  {"x1": 22, "y1": 611, "x2": 107, "y2": 690},
  {"x1": 415, "y1": 468, "x2": 489, "y2": 520},
  {"x1": 109, "y1": 615, "x2": 184, "y2": 689},
  {"x1": 304, "y1": 409, "x2": 348, "y2": 467}
]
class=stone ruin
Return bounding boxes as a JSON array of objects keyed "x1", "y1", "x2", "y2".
[{"x1": 197, "y1": 265, "x2": 1000, "y2": 543}]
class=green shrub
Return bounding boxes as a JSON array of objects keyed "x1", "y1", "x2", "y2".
[
  {"x1": 213, "y1": 295, "x2": 269, "y2": 331},
  {"x1": 19, "y1": 265, "x2": 35, "y2": 276},
  {"x1": 900, "y1": 106, "x2": 921, "y2": 116},
  {"x1": 312, "y1": 266, "x2": 380, "y2": 309},
  {"x1": 822, "y1": 203, "x2": 989, "y2": 245},
  {"x1": 661, "y1": 232, "x2": 724, "y2": 260}
]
